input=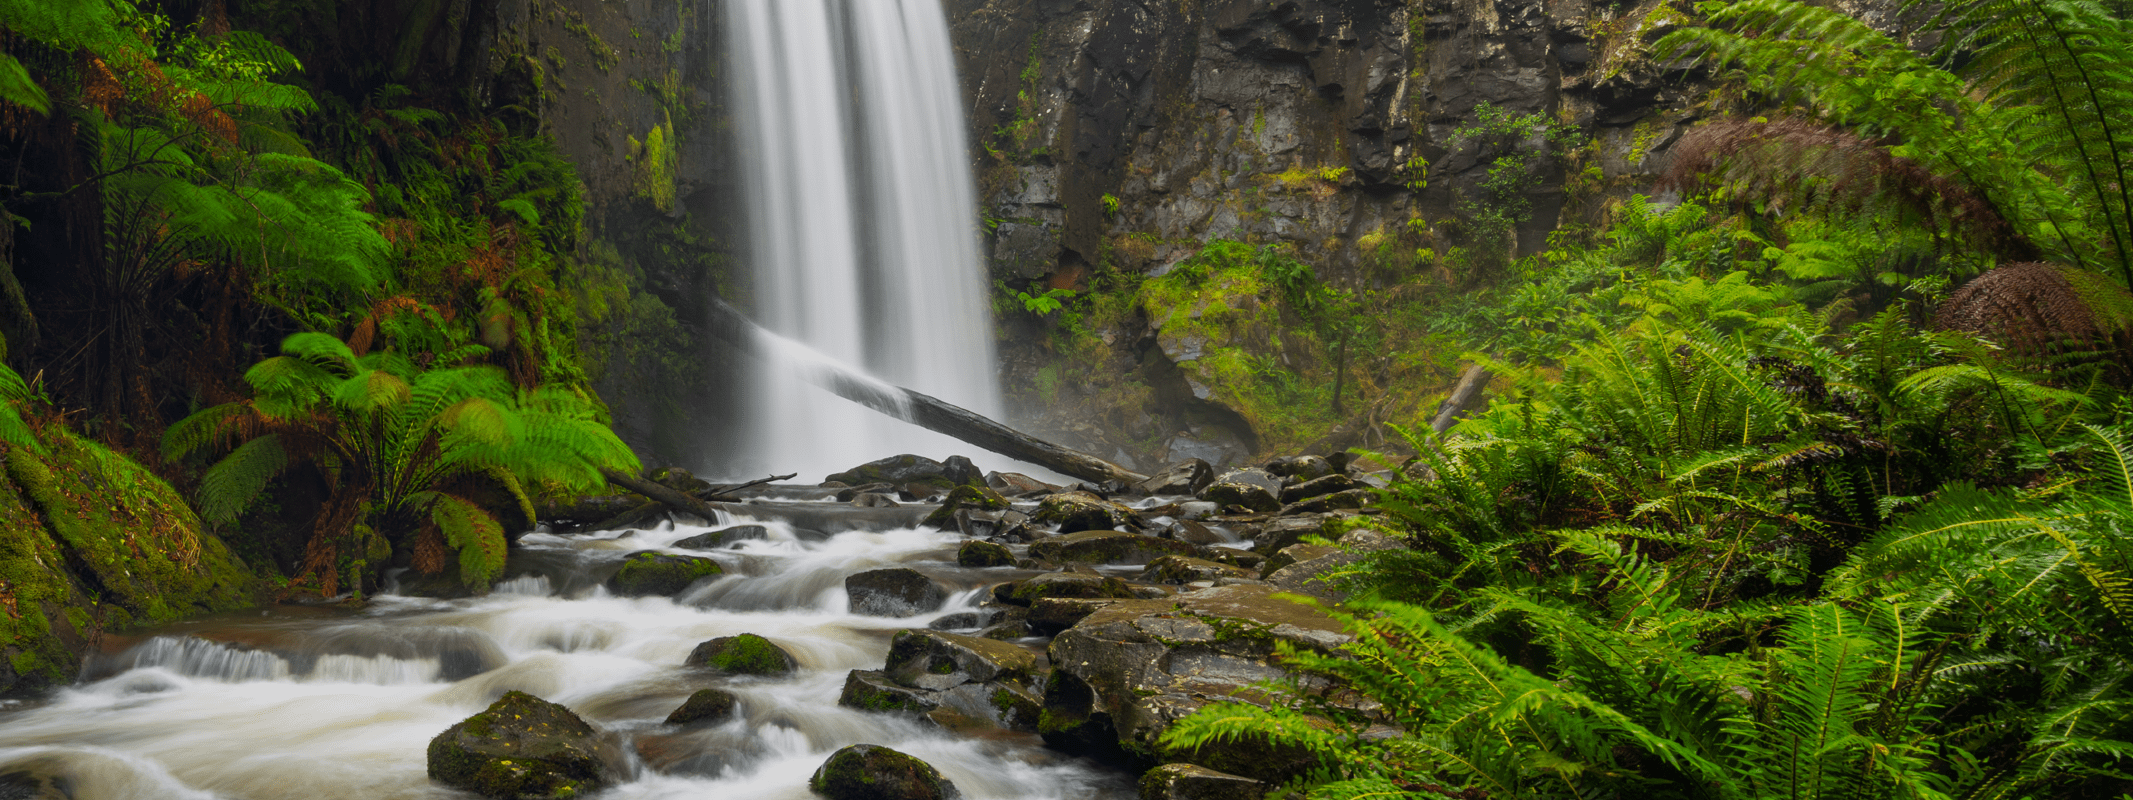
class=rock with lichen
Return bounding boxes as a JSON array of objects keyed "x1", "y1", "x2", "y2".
[{"x1": 426, "y1": 690, "x2": 620, "y2": 799}]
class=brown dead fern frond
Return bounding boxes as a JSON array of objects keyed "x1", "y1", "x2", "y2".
[
  {"x1": 1938, "y1": 261, "x2": 2133, "y2": 367},
  {"x1": 1663, "y1": 117, "x2": 2036, "y2": 261}
]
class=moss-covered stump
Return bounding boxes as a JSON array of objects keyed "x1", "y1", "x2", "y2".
[
  {"x1": 1028, "y1": 531, "x2": 1199, "y2": 565},
  {"x1": 839, "y1": 669, "x2": 941, "y2": 715},
  {"x1": 993, "y1": 572, "x2": 1138, "y2": 605},
  {"x1": 826, "y1": 455, "x2": 983, "y2": 491},
  {"x1": 921, "y1": 485, "x2": 1009, "y2": 530},
  {"x1": 685, "y1": 633, "x2": 798, "y2": 676},
  {"x1": 426, "y1": 691, "x2": 618, "y2": 799},
  {"x1": 1139, "y1": 763, "x2": 1267, "y2": 800},
  {"x1": 663, "y1": 688, "x2": 738, "y2": 726},
  {"x1": 1031, "y1": 491, "x2": 1136, "y2": 533},
  {"x1": 1, "y1": 431, "x2": 257, "y2": 696},
  {"x1": 955, "y1": 540, "x2": 1014, "y2": 568},
  {"x1": 845, "y1": 568, "x2": 947, "y2": 617},
  {"x1": 606, "y1": 552, "x2": 723, "y2": 597},
  {"x1": 808, "y1": 744, "x2": 961, "y2": 800}
]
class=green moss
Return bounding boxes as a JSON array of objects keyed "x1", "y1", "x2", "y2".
[
  {"x1": 630, "y1": 118, "x2": 679, "y2": 213},
  {"x1": 608, "y1": 551, "x2": 722, "y2": 597},
  {"x1": 691, "y1": 633, "x2": 795, "y2": 675}
]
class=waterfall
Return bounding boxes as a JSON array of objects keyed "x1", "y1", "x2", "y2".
[{"x1": 725, "y1": 0, "x2": 1000, "y2": 480}]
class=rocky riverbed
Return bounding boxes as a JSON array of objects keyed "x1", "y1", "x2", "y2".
[{"x1": 0, "y1": 452, "x2": 1398, "y2": 800}]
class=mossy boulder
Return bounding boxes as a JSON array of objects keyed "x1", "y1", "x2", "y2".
[
  {"x1": 426, "y1": 691, "x2": 618, "y2": 799},
  {"x1": 1139, "y1": 763, "x2": 1267, "y2": 800},
  {"x1": 1266, "y1": 456, "x2": 1335, "y2": 482},
  {"x1": 606, "y1": 552, "x2": 723, "y2": 597},
  {"x1": 1141, "y1": 555, "x2": 1255, "y2": 584},
  {"x1": 1028, "y1": 531, "x2": 1199, "y2": 565},
  {"x1": 2, "y1": 430, "x2": 257, "y2": 697},
  {"x1": 839, "y1": 669, "x2": 940, "y2": 714},
  {"x1": 994, "y1": 572, "x2": 1138, "y2": 605},
  {"x1": 809, "y1": 744, "x2": 961, "y2": 800},
  {"x1": 826, "y1": 455, "x2": 982, "y2": 491},
  {"x1": 846, "y1": 568, "x2": 948, "y2": 617},
  {"x1": 1027, "y1": 597, "x2": 1122, "y2": 634},
  {"x1": 684, "y1": 633, "x2": 798, "y2": 676},
  {"x1": 1278, "y1": 473, "x2": 1358, "y2": 504},
  {"x1": 955, "y1": 540, "x2": 1015, "y2": 568},
  {"x1": 1276, "y1": 488, "x2": 1375, "y2": 516},
  {"x1": 663, "y1": 688, "x2": 738, "y2": 726},
  {"x1": 1031, "y1": 491, "x2": 1137, "y2": 533},
  {"x1": 921, "y1": 485, "x2": 1010, "y2": 529},
  {"x1": 1134, "y1": 459, "x2": 1215, "y2": 496},
  {"x1": 1199, "y1": 481, "x2": 1279, "y2": 513},
  {"x1": 672, "y1": 525, "x2": 768, "y2": 550}
]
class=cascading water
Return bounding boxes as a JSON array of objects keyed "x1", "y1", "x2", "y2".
[
  {"x1": 0, "y1": 494, "x2": 1136, "y2": 799},
  {"x1": 725, "y1": 0, "x2": 1001, "y2": 480}
]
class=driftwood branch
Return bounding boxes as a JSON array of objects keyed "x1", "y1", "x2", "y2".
[
  {"x1": 704, "y1": 298, "x2": 1148, "y2": 485},
  {"x1": 578, "y1": 471, "x2": 802, "y2": 532},
  {"x1": 600, "y1": 467, "x2": 719, "y2": 522}
]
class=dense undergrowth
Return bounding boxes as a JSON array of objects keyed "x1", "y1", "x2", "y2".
[
  {"x1": 0, "y1": 0, "x2": 642, "y2": 608},
  {"x1": 1157, "y1": 0, "x2": 2133, "y2": 794}
]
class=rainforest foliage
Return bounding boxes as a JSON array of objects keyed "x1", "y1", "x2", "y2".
[
  {"x1": 1162, "y1": 0, "x2": 2133, "y2": 795},
  {"x1": 0, "y1": 0, "x2": 642, "y2": 599}
]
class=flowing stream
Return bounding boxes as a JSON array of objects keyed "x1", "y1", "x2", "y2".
[
  {"x1": 724, "y1": 0, "x2": 1001, "y2": 481},
  {"x1": 0, "y1": 494, "x2": 1136, "y2": 799}
]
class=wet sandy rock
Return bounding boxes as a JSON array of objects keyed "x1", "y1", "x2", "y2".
[
  {"x1": 810, "y1": 744, "x2": 961, "y2": 800},
  {"x1": 1138, "y1": 763, "x2": 1268, "y2": 800},
  {"x1": 846, "y1": 568, "x2": 949, "y2": 616},
  {"x1": 1140, "y1": 555, "x2": 1255, "y2": 584},
  {"x1": 427, "y1": 690, "x2": 621, "y2": 799},
  {"x1": 1028, "y1": 531, "x2": 1199, "y2": 565},
  {"x1": 685, "y1": 633, "x2": 799, "y2": 676},
  {"x1": 606, "y1": 552, "x2": 723, "y2": 597}
]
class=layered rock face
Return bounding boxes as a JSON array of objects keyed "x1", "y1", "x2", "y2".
[{"x1": 945, "y1": 0, "x2": 1706, "y2": 466}]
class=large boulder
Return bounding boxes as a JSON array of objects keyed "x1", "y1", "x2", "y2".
[
  {"x1": 1028, "y1": 531, "x2": 1199, "y2": 565},
  {"x1": 672, "y1": 525, "x2": 768, "y2": 550},
  {"x1": 1040, "y1": 584, "x2": 1349, "y2": 784},
  {"x1": 827, "y1": 455, "x2": 981, "y2": 490},
  {"x1": 1031, "y1": 491, "x2": 1138, "y2": 532},
  {"x1": 1277, "y1": 488, "x2": 1375, "y2": 516},
  {"x1": 883, "y1": 630, "x2": 1037, "y2": 691},
  {"x1": 1134, "y1": 459, "x2": 1215, "y2": 496},
  {"x1": 921, "y1": 485, "x2": 1010, "y2": 529},
  {"x1": 1139, "y1": 763, "x2": 1268, "y2": 800},
  {"x1": 810, "y1": 744, "x2": 961, "y2": 800},
  {"x1": 1198, "y1": 469, "x2": 1283, "y2": 513},
  {"x1": 607, "y1": 552, "x2": 723, "y2": 597},
  {"x1": 426, "y1": 691, "x2": 620, "y2": 799},
  {"x1": 663, "y1": 688, "x2": 738, "y2": 726},
  {"x1": 1252, "y1": 514, "x2": 1342, "y2": 553},
  {"x1": 1265, "y1": 530, "x2": 1402, "y2": 603},
  {"x1": 846, "y1": 568, "x2": 949, "y2": 617},
  {"x1": 684, "y1": 634, "x2": 798, "y2": 676},
  {"x1": 839, "y1": 669, "x2": 939, "y2": 714}
]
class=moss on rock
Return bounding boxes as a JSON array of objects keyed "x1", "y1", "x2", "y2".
[
  {"x1": 606, "y1": 551, "x2": 722, "y2": 597},
  {"x1": 426, "y1": 690, "x2": 617, "y2": 799},
  {"x1": 663, "y1": 688, "x2": 738, "y2": 726},
  {"x1": 920, "y1": 485, "x2": 1009, "y2": 529},
  {"x1": 956, "y1": 540, "x2": 1015, "y2": 568},
  {"x1": 684, "y1": 633, "x2": 798, "y2": 676},
  {"x1": 809, "y1": 744, "x2": 959, "y2": 800}
]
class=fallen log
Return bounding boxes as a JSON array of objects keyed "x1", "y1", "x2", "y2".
[
  {"x1": 705, "y1": 298, "x2": 1148, "y2": 486},
  {"x1": 600, "y1": 468, "x2": 720, "y2": 523},
  {"x1": 584, "y1": 471, "x2": 803, "y2": 531},
  {"x1": 1430, "y1": 364, "x2": 1493, "y2": 433}
]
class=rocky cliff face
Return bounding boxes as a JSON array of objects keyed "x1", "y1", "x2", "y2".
[{"x1": 947, "y1": 0, "x2": 1708, "y2": 467}]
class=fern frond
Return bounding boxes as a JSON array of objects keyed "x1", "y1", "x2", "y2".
[
  {"x1": 197, "y1": 433, "x2": 288, "y2": 522},
  {"x1": 423, "y1": 492, "x2": 506, "y2": 589}
]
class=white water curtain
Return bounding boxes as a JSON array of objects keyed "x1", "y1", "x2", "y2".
[{"x1": 725, "y1": 0, "x2": 1001, "y2": 480}]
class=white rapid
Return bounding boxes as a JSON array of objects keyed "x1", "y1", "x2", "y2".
[
  {"x1": 0, "y1": 501, "x2": 1132, "y2": 799},
  {"x1": 725, "y1": 0, "x2": 1001, "y2": 481}
]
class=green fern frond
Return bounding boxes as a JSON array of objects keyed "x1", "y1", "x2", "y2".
[
  {"x1": 424, "y1": 492, "x2": 506, "y2": 590},
  {"x1": 197, "y1": 434, "x2": 288, "y2": 522}
]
